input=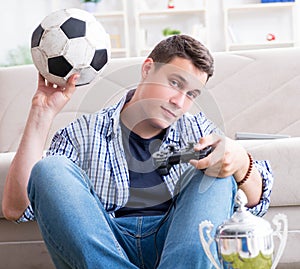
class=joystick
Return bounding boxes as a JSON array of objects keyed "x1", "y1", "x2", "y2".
[{"x1": 152, "y1": 142, "x2": 212, "y2": 176}]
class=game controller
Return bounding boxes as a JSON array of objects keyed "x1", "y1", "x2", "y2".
[{"x1": 152, "y1": 142, "x2": 213, "y2": 176}]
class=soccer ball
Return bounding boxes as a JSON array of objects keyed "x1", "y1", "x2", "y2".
[{"x1": 31, "y1": 8, "x2": 111, "y2": 87}]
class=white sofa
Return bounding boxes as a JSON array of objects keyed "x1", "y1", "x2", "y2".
[{"x1": 1, "y1": 47, "x2": 300, "y2": 268}]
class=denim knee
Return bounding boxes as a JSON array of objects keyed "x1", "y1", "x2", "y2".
[
  {"x1": 28, "y1": 155, "x2": 82, "y2": 202},
  {"x1": 29, "y1": 155, "x2": 70, "y2": 184}
]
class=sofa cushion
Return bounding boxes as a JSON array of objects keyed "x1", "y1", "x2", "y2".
[
  {"x1": 205, "y1": 48, "x2": 300, "y2": 139},
  {"x1": 0, "y1": 152, "x2": 15, "y2": 217},
  {"x1": 0, "y1": 65, "x2": 37, "y2": 152}
]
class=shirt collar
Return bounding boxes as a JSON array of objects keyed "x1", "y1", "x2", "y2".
[{"x1": 106, "y1": 89, "x2": 135, "y2": 138}]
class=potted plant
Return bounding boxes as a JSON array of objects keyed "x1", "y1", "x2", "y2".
[
  {"x1": 162, "y1": 27, "x2": 181, "y2": 37},
  {"x1": 81, "y1": 0, "x2": 101, "y2": 12}
]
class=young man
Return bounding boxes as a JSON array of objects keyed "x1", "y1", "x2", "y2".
[{"x1": 2, "y1": 35, "x2": 273, "y2": 269}]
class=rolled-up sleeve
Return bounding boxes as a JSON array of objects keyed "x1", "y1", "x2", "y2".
[
  {"x1": 16, "y1": 204, "x2": 35, "y2": 223},
  {"x1": 247, "y1": 160, "x2": 274, "y2": 217}
]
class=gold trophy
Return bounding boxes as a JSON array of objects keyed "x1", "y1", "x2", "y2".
[{"x1": 199, "y1": 189, "x2": 288, "y2": 269}]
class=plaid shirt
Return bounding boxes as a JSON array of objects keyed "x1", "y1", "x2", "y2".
[{"x1": 19, "y1": 90, "x2": 273, "y2": 222}]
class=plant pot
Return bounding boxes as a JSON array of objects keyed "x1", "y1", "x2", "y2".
[{"x1": 82, "y1": 2, "x2": 97, "y2": 13}]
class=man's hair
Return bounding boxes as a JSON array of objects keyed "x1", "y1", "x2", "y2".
[{"x1": 148, "y1": 34, "x2": 214, "y2": 80}]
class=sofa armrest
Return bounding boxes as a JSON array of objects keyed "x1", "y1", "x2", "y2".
[
  {"x1": 235, "y1": 132, "x2": 291, "y2": 140},
  {"x1": 238, "y1": 137, "x2": 300, "y2": 207},
  {"x1": 0, "y1": 152, "x2": 15, "y2": 218}
]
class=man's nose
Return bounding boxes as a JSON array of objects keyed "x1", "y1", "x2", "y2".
[{"x1": 169, "y1": 90, "x2": 186, "y2": 108}]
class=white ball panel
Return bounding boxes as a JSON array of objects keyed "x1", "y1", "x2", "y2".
[
  {"x1": 74, "y1": 66, "x2": 99, "y2": 85},
  {"x1": 31, "y1": 47, "x2": 48, "y2": 77},
  {"x1": 42, "y1": 9, "x2": 70, "y2": 29},
  {"x1": 39, "y1": 29, "x2": 68, "y2": 57},
  {"x1": 85, "y1": 21, "x2": 107, "y2": 49},
  {"x1": 104, "y1": 33, "x2": 111, "y2": 60},
  {"x1": 45, "y1": 73, "x2": 68, "y2": 87},
  {"x1": 64, "y1": 38, "x2": 94, "y2": 67}
]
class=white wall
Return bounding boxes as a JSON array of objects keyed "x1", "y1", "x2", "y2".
[
  {"x1": 0, "y1": 0, "x2": 79, "y2": 66},
  {"x1": 0, "y1": 0, "x2": 299, "y2": 65}
]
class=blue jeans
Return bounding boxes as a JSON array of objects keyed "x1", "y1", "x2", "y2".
[{"x1": 28, "y1": 155, "x2": 237, "y2": 269}]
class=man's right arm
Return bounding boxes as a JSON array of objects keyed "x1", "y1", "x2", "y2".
[{"x1": 2, "y1": 74, "x2": 78, "y2": 221}]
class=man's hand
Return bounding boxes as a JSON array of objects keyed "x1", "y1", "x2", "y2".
[
  {"x1": 32, "y1": 73, "x2": 79, "y2": 116},
  {"x1": 190, "y1": 134, "x2": 248, "y2": 179},
  {"x1": 189, "y1": 134, "x2": 262, "y2": 207}
]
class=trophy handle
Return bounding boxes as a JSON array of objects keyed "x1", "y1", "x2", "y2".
[
  {"x1": 271, "y1": 213, "x2": 288, "y2": 269},
  {"x1": 199, "y1": 220, "x2": 221, "y2": 269}
]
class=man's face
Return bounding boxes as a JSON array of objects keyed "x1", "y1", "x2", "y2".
[{"x1": 136, "y1": 57, "x2": 208, "y2": 130}]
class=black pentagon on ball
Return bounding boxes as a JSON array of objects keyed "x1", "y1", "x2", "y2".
[
  {"x1": 31, "y1": 24, "x2": 44, "y2": 48},
  {"x1": 61, "y1": 17, "x2": 86, "y2": 39},
  {"x1": 48, "y1": 56, "x2": 73, "y2": 77},
  {"x1": 91, "y1": 49, "x2": 108, "y2": 71}
]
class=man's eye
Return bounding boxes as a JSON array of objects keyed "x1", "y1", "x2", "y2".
[
  {"x1": 169, "y1": 79, "x2": 181, "y2": 89},
  {"x1": 186, "y1": 90, "x2": 201, "y2": 99}
]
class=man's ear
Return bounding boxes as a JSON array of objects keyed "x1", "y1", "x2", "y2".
[{"x1": 141, "y1": 58, "x2": 154, "y2": 79}]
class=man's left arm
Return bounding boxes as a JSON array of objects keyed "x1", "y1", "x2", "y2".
[{"x1": 232, "y1": 147, "x2": 274, "y2": 216}]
